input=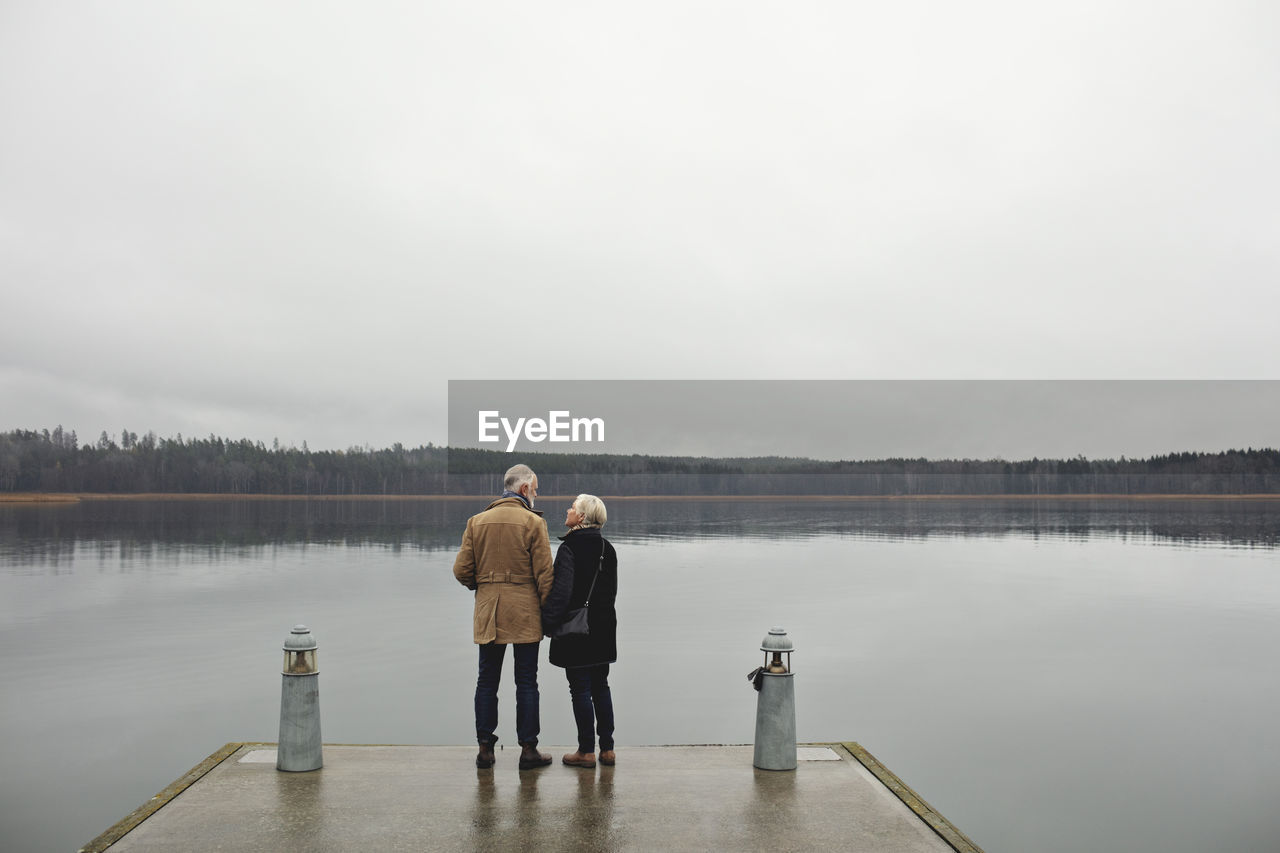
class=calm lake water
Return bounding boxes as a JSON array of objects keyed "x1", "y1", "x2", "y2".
[{"x1": 2, "y1": 497, "x2": 1279, "y2": 852}]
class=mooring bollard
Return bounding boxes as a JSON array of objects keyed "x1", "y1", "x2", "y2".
[
  {"x1": 278, "y1": 624, "x2": 322, "y2": 772},
  {"x1": 749, "y1": 626, "x2": 797, "y2": 771}
]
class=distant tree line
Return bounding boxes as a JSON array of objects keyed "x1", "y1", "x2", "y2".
[
  {"x1": 453, "y1": 447, "x2": 1280, "y2": 495},
  {"x1": 0, "y1": 427, "x2": 448, "y2": 495},
  {"x1": 2, "y1": 427, "x2": 1278, "y2": 495}
]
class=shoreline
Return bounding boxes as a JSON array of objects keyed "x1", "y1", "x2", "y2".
[{"x1": 3, "y1": 492, "x2": 1279, "y2": 504}]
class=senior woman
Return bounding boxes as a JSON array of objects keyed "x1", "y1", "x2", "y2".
[{"x1": 542, "y1": 494, "x2": 618, "y2": 768}]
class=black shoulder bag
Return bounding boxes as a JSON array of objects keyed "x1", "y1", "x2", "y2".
[{"x1": 552, "y1": 542, "x2": 605, "y2": 639}]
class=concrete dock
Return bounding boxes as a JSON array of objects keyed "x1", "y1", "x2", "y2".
[{"x1": 82, "y1": 742, "x2": 984, "y2": 852}]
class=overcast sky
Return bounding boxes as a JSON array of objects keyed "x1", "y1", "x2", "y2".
[{"x1": 2, "y1": 3, "x2": 1277, "y2": 455}]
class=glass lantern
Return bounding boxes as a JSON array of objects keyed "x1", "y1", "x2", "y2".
[
  {"x1": 760, "y1": 625, "x2": 794, "y2": 674},
  {"x1": 282, "y1": 624, "x2": 318, "y2": 675}
]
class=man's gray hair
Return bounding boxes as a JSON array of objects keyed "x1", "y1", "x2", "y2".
[
  {"x1": 573, "y1": 493, "x2": 607, "y2": 526},
  {"x1": 504, "y1": 464, "x2": 537, "y2": 493}
]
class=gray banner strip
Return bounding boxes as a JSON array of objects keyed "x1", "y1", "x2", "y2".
[{"x1": 448, "y1": 380, "x2": 1280, "y2": 461}]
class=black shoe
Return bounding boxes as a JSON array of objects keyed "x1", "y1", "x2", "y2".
[
  {"x1": 518, "y1": 743, "x2": 552, "y2": 770},
  {"x1": 476, "y1": 744, "x2": 495, "y2": 768}
]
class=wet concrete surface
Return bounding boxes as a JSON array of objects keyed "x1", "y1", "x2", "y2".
[{"x1": 88, "y1": 743, "x2": 980, "y2": 852}]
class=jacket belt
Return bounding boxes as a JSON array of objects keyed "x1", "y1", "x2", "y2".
[{"x1": 477, "y1": 572, "x2": 533, "y2": 585}]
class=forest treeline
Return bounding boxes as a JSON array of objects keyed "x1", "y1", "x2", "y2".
[{"x1": 3, "y1": 427, "x2": 1279, "y2": 496}]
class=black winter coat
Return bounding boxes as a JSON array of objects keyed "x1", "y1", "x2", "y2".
[{"x1": 543, "y1": 528, "x2": 617, "y2": 668}]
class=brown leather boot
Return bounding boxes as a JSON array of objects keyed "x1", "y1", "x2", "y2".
[
  {"x1": 476, "y1": 743, "x2": 495, "y2": 768},
  {"x1": 518, "y1": 743, "x2": 552, "y2": 770},
  {"x1": 598, "y1": 750, "x2": 616, "y2": 766},
  {"x1": 562, "y1": 751, "x2": 596, "y2": 768}
]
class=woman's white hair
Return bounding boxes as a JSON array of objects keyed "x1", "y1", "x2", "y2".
[{"x1": 573, "y1": 493, "x2": 607, "y2": 526}]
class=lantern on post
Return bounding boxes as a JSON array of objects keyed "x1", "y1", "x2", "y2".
[
  {"x1": 277, "y1": 624, "x2": 322, "y2": 772},
  {"x1": 752, "y1": 626, "x2": 797, "y2": 771}
]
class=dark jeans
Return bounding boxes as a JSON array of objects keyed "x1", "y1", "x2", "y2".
[
  {"x1": 566, "y1": 664, "x2": 614, "y2": 754},
  {"x1": 475, "y1": 642, "x2": 540, "y2": 747}
]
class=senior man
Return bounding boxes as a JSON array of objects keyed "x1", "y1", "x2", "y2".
[{"x1": 453, "y1": 463, "x2": 555, "y2": 769}]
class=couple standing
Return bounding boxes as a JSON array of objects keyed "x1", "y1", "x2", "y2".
[{"x1": 452, "y1": 463, "x2": 618, "y2": 770}]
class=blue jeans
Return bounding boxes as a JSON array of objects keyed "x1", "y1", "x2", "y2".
[
  {"x1": 475, "y1": 642, "x2": 540, "y2": 746},
  {"x1": 566, "y1": 664, "x2": 614, "y2": 754}
]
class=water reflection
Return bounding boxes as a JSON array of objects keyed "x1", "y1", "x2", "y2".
[
  {"x1": 583, "y1": 766, "x2": 616, "y2": 851},
  {"x1": 515, "y1": 772, "x2": 541, "y2": 846},
  {"x1": 745, "y1": 768, "x2": 799, "y2": 850},
  {"x1": 466, "y1": 768, "x2": 550, "y2": 851},
  {"x1": 1, "y1": 498, "x2": 1277, "y2": 569},
  {"x1": 470, "y1": 770, "x2": 497, "y2": 833},
  {"x1": 269, "y1": 767, "x2": 326, "y2": 843},
  {"x1": 611, "y1": 497, "x2": 1280, "y2": 548},
  {"x1": 466, "y1": 764, "x2": 616, "y2": 852},
  {"x1": 3, "y1": 497, "x2": 1280, "y2": 853}
]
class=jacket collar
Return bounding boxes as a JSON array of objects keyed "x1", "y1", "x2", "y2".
[
  {"x1": 499, "y1": 488, "x2": 530, "y2": 508},
  {"x1": 486, "y1": 495, "x2": 544, "y2": 517},
  {"x1": 558, "y1": 526, "x2": 602, "y2": 542}
]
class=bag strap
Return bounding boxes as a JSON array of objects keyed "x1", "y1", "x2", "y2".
[{"x1": 581, "y1": 539, "x2": 606, "y2": 606}]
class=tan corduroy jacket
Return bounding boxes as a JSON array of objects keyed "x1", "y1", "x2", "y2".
[{"x1": 453, "y1": 496, "x2": 554, "y2": 644}]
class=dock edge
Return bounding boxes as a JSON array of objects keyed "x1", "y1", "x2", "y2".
[
  {"x1": 77, "y1": 742, "x2": 267, "y2": 853},
  {"x1": 840, "y1": 742, "x2": 985, "y2": 853}
]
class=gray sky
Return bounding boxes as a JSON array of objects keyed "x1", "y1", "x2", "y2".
[{"x1": 3, "y1": 3, "x2": 1278, "y2": 455}]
